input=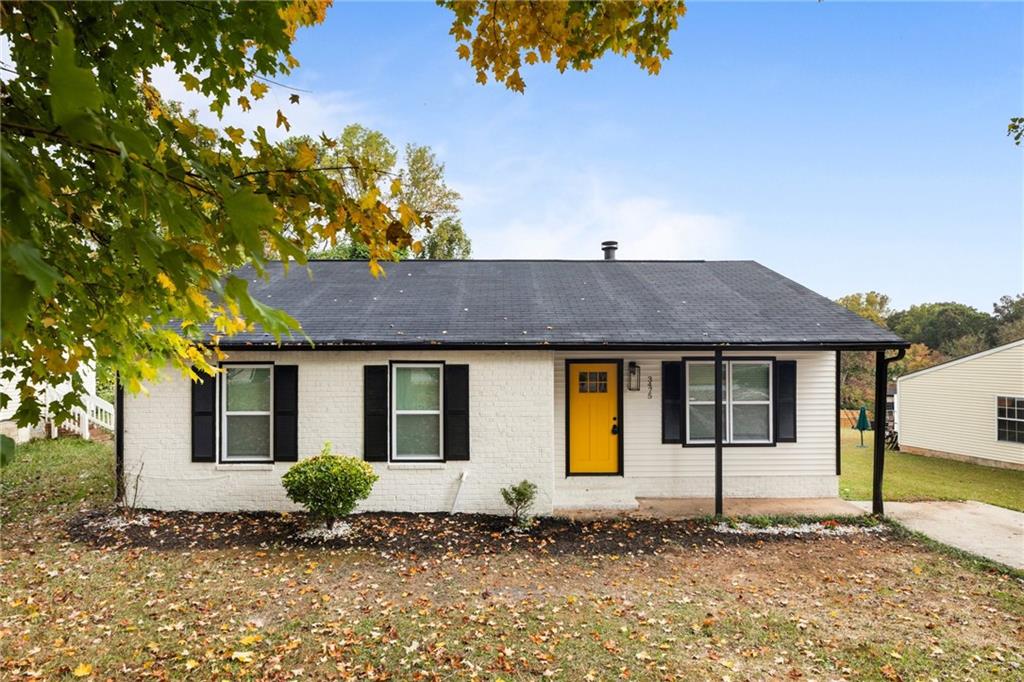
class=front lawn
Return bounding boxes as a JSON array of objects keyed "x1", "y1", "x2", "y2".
[
  {"x1": 839, "y1": 428, "x2": 1024, "y2": 511},
  {"x1": 2, "y1": 437, "x2": 1022, "y2": 680}
]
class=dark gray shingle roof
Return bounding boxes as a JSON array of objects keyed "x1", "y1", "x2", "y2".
[{"x1": 216, "y1": 260, "x2": 906, "y2": 348}]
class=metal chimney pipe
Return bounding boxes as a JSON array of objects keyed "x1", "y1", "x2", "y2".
[{"x1": 601, "y1": 240, "x2": 618, "y2": 260}]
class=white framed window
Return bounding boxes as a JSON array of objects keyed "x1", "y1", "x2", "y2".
[
  {"x1": 391, "y1": 363, "x2": 444, "y2": 461},
  {"x1": 685, "y1": 360, "x2": 773, "y2": 444},
  {"x1": 997, "y1": 396, "x2": 1024, "y2": 444},
  {"x1": 221, "y1": 365, "x2": 273, "y2": 462}
]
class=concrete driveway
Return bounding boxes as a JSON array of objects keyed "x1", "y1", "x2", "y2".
[{"x1": 853, "y1": 500, "x2": 1024, "y2": 569}]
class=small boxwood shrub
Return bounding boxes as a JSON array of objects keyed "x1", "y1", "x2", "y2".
[
  {"x1": 500, "y1": 479, "x2": 538, "y2": 530},
  {"x1": 281, "y1": 443, "x2": 379, "y2": 528}
]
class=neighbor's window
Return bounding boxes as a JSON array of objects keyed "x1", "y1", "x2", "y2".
[
  {"x1": 997, "y1": 396, "x2": 1024, "y2": 444},
  {"x1": 392, "y1": 363, "x2": 443, "y2": 460},
  {"x1": 221, "y1": 365, "x2": 273, "y2": 461},
  {"x1": 686, "y1": 360, "x2": 773, "y2": 444}
]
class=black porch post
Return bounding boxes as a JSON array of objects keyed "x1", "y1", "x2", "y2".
[
  {"x1": 871, "y1": 351, "x2": 886, "y2": 515},
  {"x1": 872, "y1": 348, "x2": 906, "y2": 515},
  {"x1": 714, "y1": 349, "x2": 724, "y2": 517}
]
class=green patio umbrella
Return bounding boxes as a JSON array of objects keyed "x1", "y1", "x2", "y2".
[{"x1": 855, "y1": 406, "x2": 871, "y2": 448}]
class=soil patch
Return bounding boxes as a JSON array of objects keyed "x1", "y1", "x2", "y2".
[{"x1": 67, "y1": 509, "x2": 878, "y2": 558}]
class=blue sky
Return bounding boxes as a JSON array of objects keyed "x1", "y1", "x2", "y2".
[{"x1": 163, "y1": 1, "x2": 1023, "y2": 311}]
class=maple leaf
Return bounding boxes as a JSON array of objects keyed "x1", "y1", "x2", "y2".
[
  {"x1": 231, "y1": 650, "x2": 255, "y2": 663},
  {"x1": 156, "y1": 272, "x2": 176, "y2": 292},
  {"x1": 250, "y1": 81, "x2": 269, "y2": 99},
  {"x1": 294, "y1": 143, "x2": 317, "y2": 170},
  {"x1": 880, "y1": 663, "x2": 901, "y2": 681},
  {"x1": 72, "y1": 662, "x2": 93, "y2": 677},
  {"x1": 223, "y1": 126, "x2": 245, "y2": 145},
  {"x1": 289, "y1": 93, "x2": 300, "y2": 104}
]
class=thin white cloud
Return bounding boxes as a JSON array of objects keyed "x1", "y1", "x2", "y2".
[{"x1": 465, "y1": 174, "x2": 737, "y2": 260}]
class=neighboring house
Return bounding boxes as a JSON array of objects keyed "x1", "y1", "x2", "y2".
[
  {"x1": 120, "y1": 244, "x2": 907, "y2": 514},
  {"x1": 896, "y1": 339, "x2": 1024, "y2": 470},
  {"x1": 0, "y1": 363, "x2": 113, "y2": 444}
]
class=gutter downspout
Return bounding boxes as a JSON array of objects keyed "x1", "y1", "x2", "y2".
[
  {"x1": 872, "y1": 348, "x2": 906, "y2": 515},
  {"x1": 450, "y1": 470, "x2": 469, "y2": 514},
  {"x1": 115, "y1": 373, "x2": 124, "y2": 503}
]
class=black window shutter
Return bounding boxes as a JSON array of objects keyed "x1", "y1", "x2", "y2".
[
  {"x1": 776, "y1": 360, "x2": 797, "y2": 442},
  {"x1": 273, "y1": 365, "x2": 299, "y2": 462},
  {"x1": 191, "y1": 372, "x2": 216, "y2": 462},
  {"x1": 363, "y1": 366, "x2": 388, "y2": 461},
  {"x1": 444, "y1": 364, "x2": 470, "y2": 460},
  {"x1": 662, "y1": 361, "x2": 682, "y2": 443}
]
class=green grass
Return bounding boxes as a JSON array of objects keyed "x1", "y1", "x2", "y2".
[
  {"x1": 839, "y1": 428, "x2": 1024, "y2": 511},
  {"x1": 0, "y1": 436, "x2": 114, "y2": 521}
]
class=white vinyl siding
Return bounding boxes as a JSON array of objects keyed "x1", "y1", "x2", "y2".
[
  {"x1": 553, "y1": 350, "x2": 837, "y2": 485},
  {"x1": 897, "y1": 340, "x2": 1024, "y2": 467}
]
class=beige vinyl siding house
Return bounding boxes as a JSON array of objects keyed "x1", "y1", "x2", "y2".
[{"x1": 896, "y1": 339, "x2": 1024, "y2": 470}]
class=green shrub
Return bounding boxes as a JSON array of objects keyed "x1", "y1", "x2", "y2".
[
  {"x1": 281, "y1": 443, "x2": 379, "y2": 527},
  {"x1": 500, "y1": 479, "x2": 538, "y2": 530}
]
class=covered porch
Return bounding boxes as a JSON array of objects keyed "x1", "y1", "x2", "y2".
[
  {"x1": 697, "y1": 345, "x2": 907, "y2": 517},
  {"x1": 553, "y1": 344, "x2": 908, "y2": 517}
]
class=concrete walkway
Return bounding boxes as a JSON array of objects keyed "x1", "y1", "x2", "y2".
[
  {"x1": 852, "y1": 500, "x2": 1024, "y2": 569},
  {"x1": 634, "y1": 497, "x2": 865, "y2": 518},
  {"x1": 557, "y1": 497, "x2": 866, "y2": 521}
]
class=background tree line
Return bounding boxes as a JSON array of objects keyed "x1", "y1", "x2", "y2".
[
  {"x1": 837, "y1": 291, "x2": 1024, "y2": 409},
  {"x1": 283, "y1": 124, "x2": 472, "y2": 261}
]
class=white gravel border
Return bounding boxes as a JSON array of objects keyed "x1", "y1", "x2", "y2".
[
  {"x1": 714, "y1": 521, "x2": 886, "y2": 536},
  {"x1": 297, "y1": 522, "x2": 352, "y2": 541},
  {"x1": 93, "y1": 513, "x2": 151, "y2": 531}
]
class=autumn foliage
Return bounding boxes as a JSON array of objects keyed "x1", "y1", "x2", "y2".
[{"x1": 0, "y1": 0, "x2": 688, "y2": 436}]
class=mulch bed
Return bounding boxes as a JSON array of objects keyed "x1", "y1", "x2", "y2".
[{"x1": 66, "y1": 510, "x2": 791, "y2": 557}]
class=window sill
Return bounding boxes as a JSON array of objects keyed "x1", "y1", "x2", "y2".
[
  {"x1": 387, "y1": 462, "x2": 446, "y2": 470},
  {"x1": 681, "y1": 442, "x2": 776, "y2": 448},
  {"x1": 215, "y1": 463, "x2": 275, "y2": 471}
]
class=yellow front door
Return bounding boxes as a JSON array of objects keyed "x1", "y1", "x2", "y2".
[{"x1": 568, "y1": 363, "x2": 620, "y2": 474}]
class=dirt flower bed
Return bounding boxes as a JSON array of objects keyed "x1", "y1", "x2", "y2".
[{"x1": 66, "y1": 509, "x2": 878, "y2": 557}]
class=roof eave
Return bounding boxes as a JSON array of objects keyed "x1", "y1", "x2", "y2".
[{"x1": 212, "y1": 339, "x2": 911, "y2": 352}]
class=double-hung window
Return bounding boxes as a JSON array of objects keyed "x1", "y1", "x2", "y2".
[
  {"x1": 685, "y1": 360, "x2": 773, "y2": 444},
  {"x1": 391, "y1": 363, "x2": 444, "y2": 460},
  {"x1": 997, "y1": 396, "x2": 1024, "y2": 444},
  {"x1": 221, "y1": 365, "x2": 273, "y2": 462}
]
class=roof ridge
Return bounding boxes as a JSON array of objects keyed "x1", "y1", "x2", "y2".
[{"x1": 294, "y1": 258, "x2": 723, "y2": 263}]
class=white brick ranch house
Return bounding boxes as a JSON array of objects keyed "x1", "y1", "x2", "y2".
[{"x1": 119, "y1": 246, "x2": 908, "y2": 515}]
